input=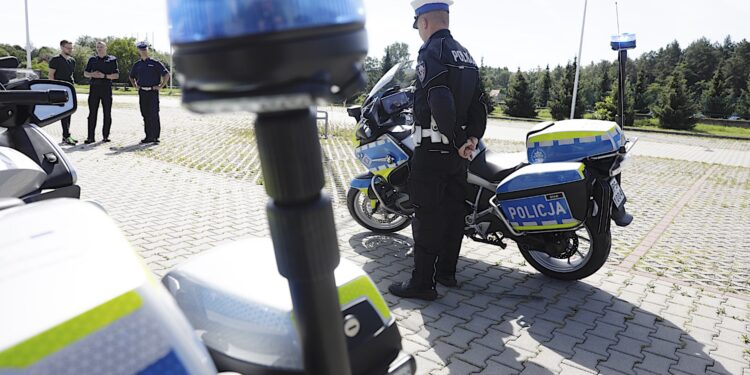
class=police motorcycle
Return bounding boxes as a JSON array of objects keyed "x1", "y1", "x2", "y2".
[
  {"x1": 1, "y1": 1, "x2": 417, "y2": 375},
  {"x1": 346, "y1": 61, "x2": 637, "y2": 280},
  {"x1": 0, "y1": 56, "x2": 81, "y2": 205}
]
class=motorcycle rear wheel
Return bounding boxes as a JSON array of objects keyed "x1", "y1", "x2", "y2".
[
  {"x1": 518, "y1": 222, "x2": 611, "y2": 280},
  {"x1": 346, "y1": 188, "x2": 411, "y2": 233}
]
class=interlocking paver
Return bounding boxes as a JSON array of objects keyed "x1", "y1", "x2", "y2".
[
  {"x1": 635, "y1": 352, "x2": 677, "y2": 374},
  {"x1": 474, "y1": 360, "x2": 521, "y2": 375},
  {"x1": 454, "y1": 342, "x2": 500, "y2": 368},
  {"x1": 597, "y1": 349, "x2": 641, "y2": 375}
]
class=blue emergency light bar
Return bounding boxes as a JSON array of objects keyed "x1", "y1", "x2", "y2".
[
  {"x1": 168, "y1": 0, "x2": 366, "y2": 44},
  {"x1": 611, "y1": 33, "x2": 636, "y2": 51}
]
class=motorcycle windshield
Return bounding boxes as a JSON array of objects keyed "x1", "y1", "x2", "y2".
[{"x1": 366, "y1": 61, "x2": 415, "y2": 102}]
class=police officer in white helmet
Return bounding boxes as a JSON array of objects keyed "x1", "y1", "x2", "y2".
[{"x1": 389, "y1": 0, "x2": 488, "y2": 300}]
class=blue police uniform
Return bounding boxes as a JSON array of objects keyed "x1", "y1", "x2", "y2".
[
  {"x1": 84, "y1": 54, "x2": 119, "y2": 142},
  {"x1": 389, "y1": 0, "x2": 488, "y2": 300},
  {"x1": 130, "y1": 44, "x2": 169, "y2": 143}
]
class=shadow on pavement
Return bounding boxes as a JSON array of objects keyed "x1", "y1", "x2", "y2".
[
  {"x1": 104, "y1": 142, "x2": 157, "y2": 156},
  {"x1": 348, "y1": 231, "x2": 731, "y2": 375}
]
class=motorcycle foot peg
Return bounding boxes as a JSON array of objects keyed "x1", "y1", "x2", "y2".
[{"x1": 611, "y1": 205, "x2": 633, "y2": 227}]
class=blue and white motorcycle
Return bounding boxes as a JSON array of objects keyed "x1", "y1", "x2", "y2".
[{"x1": 346, "y1": 62, "x2": 637, "y2": 280}]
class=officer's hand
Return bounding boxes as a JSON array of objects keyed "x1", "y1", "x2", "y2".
[
  {"x1": 458, "y1": 141, "x2": 474, "y2": 159},
  {"x1": 469, "y1": 137, "x2": 479, "y2": 148},
  {"x1": 152, "y1": 86, "x2": 161, "y2": 91}
]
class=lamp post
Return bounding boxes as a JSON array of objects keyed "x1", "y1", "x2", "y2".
[
  {"x1": 610, "y1": 33, "x2": 636, "y2": 126},
  {"x1": 570, "y1": 0, "x2": 588, "y2": 119},
  {"x1": 24, "y1": 0, "x2": 32, "y2": 69}
]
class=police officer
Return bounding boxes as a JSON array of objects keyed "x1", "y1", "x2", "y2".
[
  {"x1": 48, "y1": 40, "x2": 78, "y2": 145},
  {"x1": 129, "y1": 41, "x2": 170, "y2": 144},
  {"x1": 83, "y1": 41, "x2": 119, "y2": 144},
  {"x1": 389, "y1": 0, "x2": 487, "y2": 301}
]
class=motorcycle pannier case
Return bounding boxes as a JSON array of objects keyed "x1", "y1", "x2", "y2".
[
  {"x1": 526, "y1": 120, "x2": 623, "y2": 164},
  {"x1": 495, "y1": 162, "x2": 589, "y2": 232}
]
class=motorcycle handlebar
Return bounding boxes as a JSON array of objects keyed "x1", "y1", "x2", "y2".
[{"x1": 0, "y1": 90, "x2": 69, "y2": 105}]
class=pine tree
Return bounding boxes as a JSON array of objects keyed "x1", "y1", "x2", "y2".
[
  {"x1": 549, "y1": 61, "x2": 584, "y2": 120},
  {"x1": 504, "y1": 69, "x2": 537, "y2": 118},
  {"x1": 600, "y1": 65, "x2": 612, "y2": 99},
  {"x1": 702, "y1": 62, "x2": 731, "y2": 118},
  {"x1": 381, "y1": 49, "x2": 394, "y2": 76},
  {"x1": 736, "y1": 76, "x2": 750, "y2": 120},
  {"x1": 653, "y1": 66, "x2": 697, "y2": 130},
  {"x1": 634, "y1": 68, "x2": 649, "y2": 113},
  {"x1": 537, "y1": 65, "x2": 551, "y2": 107}
]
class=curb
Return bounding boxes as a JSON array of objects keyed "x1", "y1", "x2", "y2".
[{"x1": 487, "y1": 116, "x2": 750, "y2": 141}]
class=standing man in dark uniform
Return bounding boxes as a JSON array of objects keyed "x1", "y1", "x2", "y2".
[
  {"x1": 83, "y1": 41, "x2": 119, "y2": 144},
  {"x1": 48, "y1": 40, "x2": 78, "y2": 145},
  {"x1": 389, "y1": 0, "x2": 488, "y2": 301},
  {"x1": 129, "y1": 41, "x2": 170, "y2": 144}
]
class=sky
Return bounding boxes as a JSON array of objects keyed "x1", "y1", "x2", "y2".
[{"x1": 2, "y1": 0, "x2": 749, "y2": 70}]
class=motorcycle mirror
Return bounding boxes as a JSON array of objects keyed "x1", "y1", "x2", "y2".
[
  {"x1": 347, "y1": 105, "x2": 362, "y2": 122},
  {"x1": 28, "y1": 81, "x2": 77, "y2": 126},
  {"x1": 0, "y1": 56, "x2": 18, "y2": 69}
]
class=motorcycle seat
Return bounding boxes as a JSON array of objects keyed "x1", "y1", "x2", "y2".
[{"x1": 469, "y1": 149, "x2": 527, "y2": 183}]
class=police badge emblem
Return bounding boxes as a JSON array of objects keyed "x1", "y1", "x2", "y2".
[{"x1": 417, "y1": 60, "x2": 426, "y2": 83}]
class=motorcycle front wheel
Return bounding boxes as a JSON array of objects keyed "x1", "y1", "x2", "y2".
[
  {"x1": 518, "y1": 222, "x2": 611, "y2": 280},
  {"x1": 346, "y1": 188, "x2": 411, "y2": 233}
]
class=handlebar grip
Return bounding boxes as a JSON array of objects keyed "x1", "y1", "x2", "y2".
[{"x1": 0, "y1": 90, "x2": 69, "y2": 105}]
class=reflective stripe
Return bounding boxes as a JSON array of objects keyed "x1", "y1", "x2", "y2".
[
  {"x1": 512, "y1": 220, "x2": 581, "y2": 231},
  {"x1": 338, "y1": 276, "x2": 392, "y2": 323},
  {"x1": 528, "y1": 131, "x2": 606, "y2": 144},
  {"x1": 0, "y1": 291, "x2": 142, "y2": 368}
]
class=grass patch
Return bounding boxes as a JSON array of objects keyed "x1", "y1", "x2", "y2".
[
  {"x1": 489, "y1": 106, "x2": 553, "y2": 121},
  {"x1": 632, "y1": 118, "x2": 750, "y2": 138}
]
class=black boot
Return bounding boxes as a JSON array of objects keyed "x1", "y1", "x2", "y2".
[
  {"x1": 389, "y1": 252, "x2": 437, "y2": 301},
  {"x1": 611, "y1": 204, "x2": 633, "y2": 227},
  {"x1": 435, "y1": 274, "x2": 458, "y2": 288}
]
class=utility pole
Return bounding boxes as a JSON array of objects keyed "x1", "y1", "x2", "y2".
[
  {"x1": 570, "y1": 0, "x2": 588, "y2": 119},
  {"x1": 24, "y1": 0, "x2": 32, "y2": 69}
]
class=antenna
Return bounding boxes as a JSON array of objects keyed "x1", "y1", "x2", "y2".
[{"x1": 615, "y1": 1, "x2": 621, "y2": 35}]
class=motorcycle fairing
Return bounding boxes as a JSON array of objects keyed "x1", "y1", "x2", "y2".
[
  {"x1": 526, "y1": 120, "x2": 623, "y2": 164},
  {"x1": 354, "y1": 134, "x2": 409, "y2": 177}
]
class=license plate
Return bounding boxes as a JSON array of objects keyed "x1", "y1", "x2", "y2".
[{"x1": 610, "y1": 178, "x2": 625, "y2": 208}]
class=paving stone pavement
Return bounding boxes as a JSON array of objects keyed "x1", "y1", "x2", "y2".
[{"x1": 38, "y1": 96, "x2": 750, "y2": 374}]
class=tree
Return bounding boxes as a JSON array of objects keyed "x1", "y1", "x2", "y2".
[
  {"x1": 503, "y1": 69, "x2": 537, "y2": 118},
  {"x1": 653, "y1": 66, "x2": 697, "y2": 130},
  {"x1": 634, "y1": 68, "x2": 649, "y2": 113},
  {"x1": 683, "y1": 37, "x2": 721, "y2": 90},
  {"x1": 549, "y1": 60, "x2": 584, "y2": 120},
  {"x1": 381, "y1": 49, "x2": 394, "y2": 76},
  {"x1": 599, "y1": 63, "x2": 612, "y2": 99},
  {"x1": 536, "y1": 65, "x2": 551, "y2": 107},
  {"x1": 702, "y1": 63, "x2": 732, "y2": 118},
  {"x1": 593, "y1": 96, "x2": 617, "y2": 121},
  {"x1": 71, "y1": 45, "x2": 93, "y2": 84},
  {"x1": 736, "y1": 76, "x2": 750, "y2": 119},
  {"x1": 654, "y1": 41, "x2": 681, "y2": 82},
  {"x1": 362, "y1": 56, "x2": 382, "y2": 93},
  {"x1": 383, "y1": 42, "x2": 410, "y2": 65},
  {"x1": 106, "y1": 37, "x2": 139, "y2": 85},
  {"x1": 612, "y1": 80, "x2": 635, "y2": 126},
  {"x1": 725, "y1": 39, "x2": 750, "y2": 98}
]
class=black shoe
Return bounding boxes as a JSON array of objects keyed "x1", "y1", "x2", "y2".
[
  {"x1": 84, "y1": 139, "x2": 95, "y2": 144},
  {"x1": 388, "y1": 281, "x2": 437, "y2": 301},
  {"x1": 151, "y1": 139, "x2": 160, "y2": 144},
  {"x1": 611, "y1": 205, "x2": 633, "y2": 227},
  {"x1": 140, "y1": 139, "x2": 152, "y2": 144},
  {"x1": 102, "y1": 138, "x2": 111, "y2": 143},
  {"x1": 435, "y1": 274, "x2": 458, "y2": 288}
]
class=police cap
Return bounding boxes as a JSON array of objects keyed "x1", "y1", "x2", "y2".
[
  {"x1": 136, "y1": 41, "x2": 149, "y2": 50},
  {"x1": 411, "y1": 0, "x2": 453, "y2": 29}
]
